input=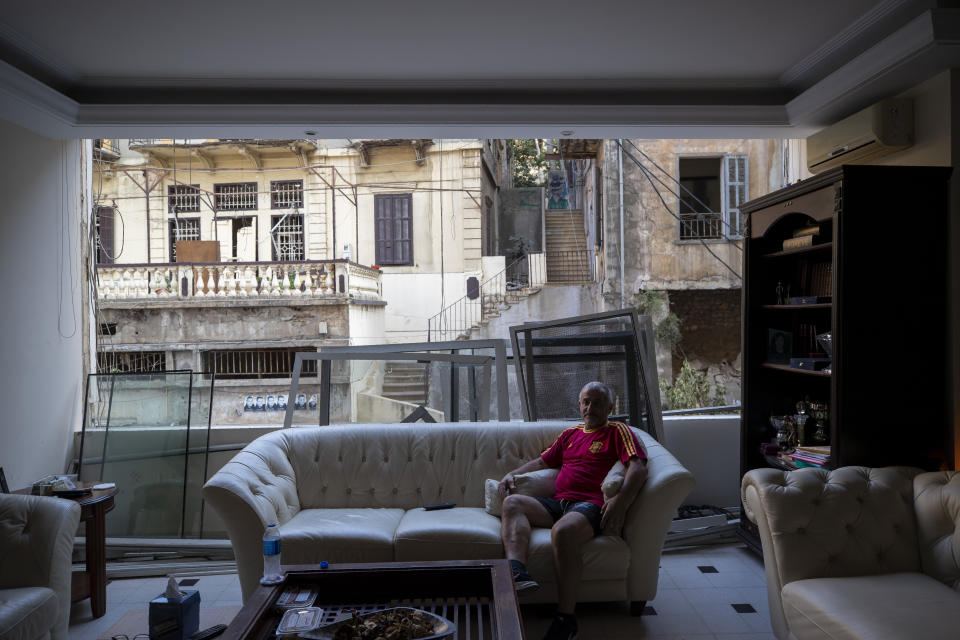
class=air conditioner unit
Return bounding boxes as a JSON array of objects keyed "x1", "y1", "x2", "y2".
[{"x1": 806, "y1": 98, "x2": 914, "y2": 174}]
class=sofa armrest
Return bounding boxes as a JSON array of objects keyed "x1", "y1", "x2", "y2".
[
  {"x1": 622, "y1": 431, "x2": 695, "y2": 603},
  {"x1": 0, "y1": 494, "x2": 81, "y2": 640},
  {"x1": 202, "y1": 433, "x2": 301, "y2": 602}
]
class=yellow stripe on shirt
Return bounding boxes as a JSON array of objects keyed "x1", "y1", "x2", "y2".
[{"x1": 614, "y1": 421, "x2": 638, "y2": 457}]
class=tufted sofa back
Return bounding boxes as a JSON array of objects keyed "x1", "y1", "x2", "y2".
[
  {"x1": 218, "y1": 422, "x2": 574, "y2": 525},
  {"x1": 913, "y1": 471, "x2": 960, "y2": 591},
  {"x1": 743, "y1": 466, "x2": 922, "y2": 587}
]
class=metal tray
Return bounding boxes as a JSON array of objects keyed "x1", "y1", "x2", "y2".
[{"x1": 300, "y1": 607, "x2": 454, "y2": 640}]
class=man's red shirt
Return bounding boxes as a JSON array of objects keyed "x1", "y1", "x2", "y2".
[{"x1": 540, "y1": 420, "x2": 646, "y2": 507}]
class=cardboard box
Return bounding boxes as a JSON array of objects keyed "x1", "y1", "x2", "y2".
[{"x1": 149, "y1": 590, "x2": 200, "y2": 640}]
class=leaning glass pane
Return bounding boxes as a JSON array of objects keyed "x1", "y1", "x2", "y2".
[{"x1": 78, "y1": 371, "x2": 193, "y2": 538}]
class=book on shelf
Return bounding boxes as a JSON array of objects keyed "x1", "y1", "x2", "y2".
[
  {"x1": 797, "y1": 445, "x2": 831, "y2": 456},
  {"x1": 792, "y1": 224, "x2": 820, "y2": 238},
  {"x1": 782, "y1": 235, "x2": 815, "y2": 250}
]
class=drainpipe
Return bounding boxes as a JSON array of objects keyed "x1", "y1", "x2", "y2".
[
  {"x1": 618, "y1": 140, "x2": 625, "y2": 309},
  {"x1": 143, "y1": 169, "x2": 151, "y2": 264}
]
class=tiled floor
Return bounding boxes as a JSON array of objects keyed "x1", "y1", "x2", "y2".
[{"x1": 68, "y1": 542, "x2": 774, "y2": 640}]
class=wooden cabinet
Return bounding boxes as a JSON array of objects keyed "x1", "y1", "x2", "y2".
[{"x1": 738, "y1": 165, "x2": 953, "y2": 552}]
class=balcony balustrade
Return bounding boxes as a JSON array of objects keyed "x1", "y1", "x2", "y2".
[{"x1": 96, "y1": 259, "x2": 381, "y2": 302}]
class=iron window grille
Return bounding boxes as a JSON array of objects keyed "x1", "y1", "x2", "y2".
[
  {"x1": 214, "y1": 182, "x2": 258, "y2": 211},
  {"x1": 167, "y1": 184, "x2": 201, "y2": 213},
  {"x1": 168, "y1": 218, "x2": 201, "y2": 262},
  {"x1": 203, "y1": 348, "x2": 318, "y2": 380},
  {"x1": 271, "y1": 214, "x2": 305, "y2": 261},
  {"x1": 271, "y1": 180, "x2": 304, "y2": 209},
  {"x1": 97, "y1": 351, "x2": 166, "y2": 373},
  {"x1": 679, "y1": 213, "x2": 723, "y2": 240}
]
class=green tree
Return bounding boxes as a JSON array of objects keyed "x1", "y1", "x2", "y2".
[
  {"x1": 660, "y1": 359, "x2": 726, "y2": 410},
  {"x1": 507, "y1": 139, "x2": 548, "y2": 187}
]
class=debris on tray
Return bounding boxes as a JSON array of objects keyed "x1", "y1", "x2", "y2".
[{"x1": 319, "y1": 608, "x2": 451, "y2": 640}]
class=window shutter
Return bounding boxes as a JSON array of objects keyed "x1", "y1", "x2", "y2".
[
  {"x1": 97, "y1": 207, "x2": 114, "y2": 264},
  {"x1": 374, "y1": 194, "x2": 413, "y2": 265},
  {"x1": 395, "y1": 195, "x2": 412, "y2": 265},
  {"x1": 723, "y1": 155, "x2": 748, "y2": 237},
  {"x1": 375, "y1": 195, "x2": 392, "y2": 264}
]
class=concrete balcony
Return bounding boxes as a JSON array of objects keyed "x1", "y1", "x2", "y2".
[{"x1": 96, "y1": 259, "x2": 382, "y2": 305}]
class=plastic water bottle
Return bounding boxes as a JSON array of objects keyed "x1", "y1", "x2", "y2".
[{"x1": 261, "y1": 522, "x2": 283, "y2": 585}]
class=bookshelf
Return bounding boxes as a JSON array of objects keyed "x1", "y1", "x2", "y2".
[{"x1": 738, "y1": 165, "x2": 953, "y2": 553}]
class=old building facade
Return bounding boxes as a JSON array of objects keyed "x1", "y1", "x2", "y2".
[{"x1": 92, "y1": 139, "x2": 506, "y2": 424}]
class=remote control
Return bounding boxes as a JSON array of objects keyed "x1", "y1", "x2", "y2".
[
  {"x1": 423, "y1": 502, "x2": 456, "y2": 510},
  {"x1": 189, "y1": 624, "x2": 227, "y2": 640}
]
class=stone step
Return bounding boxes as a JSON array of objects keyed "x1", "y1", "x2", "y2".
[{"x1": 382, "y1": 390, "x2": 428, "y2": 402}]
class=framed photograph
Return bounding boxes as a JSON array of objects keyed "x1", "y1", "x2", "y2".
[{"x1": 767, "y1": 329, "x2": 793, "y2": 364}]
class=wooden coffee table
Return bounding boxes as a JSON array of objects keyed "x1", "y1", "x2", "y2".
[{"x1": 225, "y1": 559, "x2": 524, "y2": 640}]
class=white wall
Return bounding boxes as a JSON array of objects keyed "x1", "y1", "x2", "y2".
[
  {"x1": 661, "y1": 414, "x2": 741, "y2": 508},
  {"x1": 0, "y1": 120, "x2": 85, "y2": 489}
]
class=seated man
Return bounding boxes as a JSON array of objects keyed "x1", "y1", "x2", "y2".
[{"x1": 498, "y1": 381, "x2": 648, "y2": 640}]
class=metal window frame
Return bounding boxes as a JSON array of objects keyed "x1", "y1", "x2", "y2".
[
  {"x1": 213, "y1": 181, "x2": 259, "y2": 211},
  {"x1": 675, "y1": 154, "x2": 725, "y2": 242},
  {"x1": 270, "y1": 213, "x2": 305, "y2": 261},
  {"x1": 168, "y1": 217, "x2": 201, "y2": 262},
  {"x1": 270, "y1": 179, "x2": 304, "y2": 210},
  {"x1": 201, "y1": 347, "x2": 319, "y2": 380},
  {"x1": 286, "y1": 350, "x2": 496, "y2": 427},
  {"x1": 285, "y1": 339, "x2": 510, "y2": 426},
  {"x1": 508, "y1": 309, "x2": 663, "y2": 441},
  {"x1": 167, "y1": 183, "x2": 201, "y2": 213}
]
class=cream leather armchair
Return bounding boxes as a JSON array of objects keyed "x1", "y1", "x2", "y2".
[
  {"x1": 204, "y1": 421, "x2": 695, "y2": 606},
  {"x1": 742, "y1": 466, "x2": 960, "y2": 640},
  {"x1": 0, "y1": 493, "x2": 80, "y2": 640}
]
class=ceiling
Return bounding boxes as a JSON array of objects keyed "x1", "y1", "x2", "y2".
[{"x1": 0, "y1": 0, "x2": 957, "y2": 139}]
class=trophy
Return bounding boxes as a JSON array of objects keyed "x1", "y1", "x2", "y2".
[
  {"x1": 809, "y1": 402, "x2": 829, "y2": 444},
  {"x1": 817, "y1": 332, "x2": 832, "y2": 374},
  {"x1": 792, "y1": 401, "x2": 809, "y2": 446},
  {"x1": 770, "y1": 415, "x2": 795, "y2": 452}
]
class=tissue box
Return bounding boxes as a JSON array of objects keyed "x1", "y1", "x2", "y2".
[{"x1": 149, "y1": 590, "x2": 200, "y2": 640}]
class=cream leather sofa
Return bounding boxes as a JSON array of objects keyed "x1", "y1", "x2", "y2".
[
  {"x1": 742, "y1": 466, "x2": 960, "y2": 640},
  {"x1": 0, "y1": 493, "x2": 80, "y2": 640},
  {"x1": 203, "y1": 421, "x2": 694, "y2": 606}
]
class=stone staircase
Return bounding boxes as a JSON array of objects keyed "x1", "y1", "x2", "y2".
[
  {"x1": 381, "y1": 361, "x2": 428, "y2": 405},
  {"x1": 545, "y1": 209, "x2": 591, "y2": 282}
]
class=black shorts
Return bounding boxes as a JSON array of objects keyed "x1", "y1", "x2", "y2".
[{"x1": 535, "y1": 497, "x2": 603, "y2": 537}]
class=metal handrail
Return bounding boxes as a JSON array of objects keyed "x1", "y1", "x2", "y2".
[{"x1": 427, "y1": 253, "x2": 544, "y2": 342}]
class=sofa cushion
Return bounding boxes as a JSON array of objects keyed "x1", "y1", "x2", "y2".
[
  {"x1": 483, "y1": 470, "x2": 559, "y2": 516},
  {"x1": 526, "y1": 529, "x2": 630, "y2": 583},
  {"x1": 782, "y1": 572, "x2": 960, "y2": 640},
  {"x1": 279, "y1": 509, "x2": 405, "y2": 565},
  {"x1": 395, "y1": 508, "x2": 503, "y2": 560},
  {"x1": 0, "y1": 587, "x2": 58, "y2": 640}
]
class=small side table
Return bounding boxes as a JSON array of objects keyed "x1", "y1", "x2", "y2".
[{"x1": 16, "y1": 481, "x2": 118, "y2": 618}]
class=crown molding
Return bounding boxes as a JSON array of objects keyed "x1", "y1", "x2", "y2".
[
  {"x1": 780, "y1": 0, "x2": 934, "y2": 89},
  {"x1": 787, "y1": 8, "x2": 960, "y2": 127},
  {"x1": 0, "y1": 58, "x2": 78, "y2": 135}
]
